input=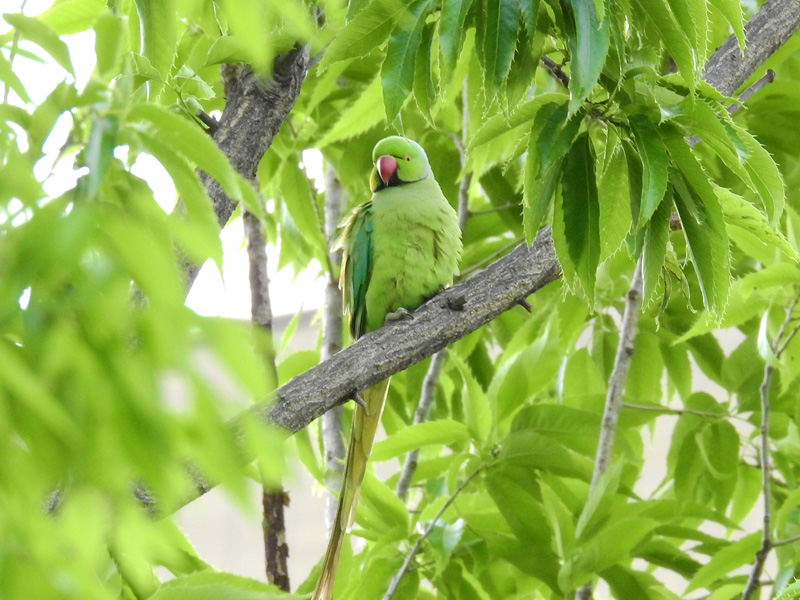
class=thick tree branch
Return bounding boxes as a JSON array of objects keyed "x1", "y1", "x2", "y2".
[
  {"x1": 166, "y1": 0, "x2": 800, "y2": 513},
  {"x1": 184, "y1": 46, "x2": 311, "y2": 290},
  {"x1": 703, "y1": 0, "x2": 800, "y2": 97}
]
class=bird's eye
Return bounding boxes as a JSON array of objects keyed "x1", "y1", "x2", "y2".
[{"x1": 405, "y1": 155, "x2": 411, "y2": 161}]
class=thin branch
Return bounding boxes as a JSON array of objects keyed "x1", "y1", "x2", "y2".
[
  {"x1": 621, "y1": 402, "x2": 728, "y2": 420},
  {"x1": 382, "y1": 467, "x2": 484, "y2": 600},
  {"x1": 469, "y1": 203, "x2": 519, "y2": 216},
  {"x1": 397, "y1": 80, "x2": 471, "y2": 502},
  {"x1": 321, "y1": 162, "x2": 346, "y2": 534},
  {"x1": 243, "y1": 209, "x2": 290, "y2": 592},
  {"x1": 771, "y1": 533, "x2": 800, "y2": 548},
  {"x1": 742, "y1": 294, "x2": 800, "y2": 600},
  {"x1": 576, "y1": 257, "x2": 644, "y2": 600},
  {"x1": 541, "y1": 55, "x2": 570, "y2": 88},
  {"x1": 727, "y1": 69, "x2": 776, "y2": 115}
]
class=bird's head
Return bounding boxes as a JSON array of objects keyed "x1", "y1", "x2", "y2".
[{"x1": 369, "y1": 136, "x2": 430, "y2": 192}]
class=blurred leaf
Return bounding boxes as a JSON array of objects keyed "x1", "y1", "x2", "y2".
[
  {"x1": 133, "y1": 0, "x2": 176, "y2": 95},
  {"x1": 150, "y1": 571, "x2": 304, "y2": 599},
  {"x1": 37, "y1": 0, "x2": 107, "y2": 35},
  {"x1": 450, "y1": 353, "x2": 491, "y2": 443},
  {"x1": 3, "y1": 13, "x2": 74, "y2": 75},
  {"x1": 372, "y1": 420, "x2": 470, "y2": 461},
  {"x1": 684, "y1": 532, "x2": 760, "y2": 593},
  {"x1": 381, "y1": 0, "x2": 433, "y2": 120},
  {"x1": 563, "y1": 0, "x2": 609, "y2": 113}
]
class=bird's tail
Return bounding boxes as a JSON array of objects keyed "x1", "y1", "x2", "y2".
[{"x1": 311, "y1": 378, "x2": 391, "y2": 600}]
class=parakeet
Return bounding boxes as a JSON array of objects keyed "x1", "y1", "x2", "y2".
[{"x1": 311, "y1": 136, "x2": 462, "y2": 600}]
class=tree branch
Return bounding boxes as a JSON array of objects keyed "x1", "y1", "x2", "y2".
[
  {"x1": 165, "y1": 0, "x2": 800, "y2": 514},
  {"x1": 243, "y1": 210, "x2": 290, "y2": 591}
]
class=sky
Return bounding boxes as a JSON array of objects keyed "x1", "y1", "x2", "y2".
[{"x1": 2, "y1": 0, "x2": 326, "y2": 318}]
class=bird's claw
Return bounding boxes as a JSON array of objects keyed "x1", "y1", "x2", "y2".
[{"x1": 384, "y1": 307, "x2": 414, "y2": 324}]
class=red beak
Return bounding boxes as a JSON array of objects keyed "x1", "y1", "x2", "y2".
[{"x1": 377, "y1": 155, "x2": 398, "y2": 185}]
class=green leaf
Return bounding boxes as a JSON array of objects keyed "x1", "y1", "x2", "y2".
[
  {"x1": 481, "y1": 0, "x2": 520, "y2": 95},
  {"x1": 127, "y1": 103, "x2": 263, "y2": 219},
  {"x1": 318, "y1": 76, "x2": 385, "y2": 146},
  {"x1": 93, "y1": 13, "x2": 125, "y2": 79},
  {"x1": 320, "y1": 0, "x2": 411, "y2": 70},
  {"x1": 641, "y1": 193, "x2": 671, "y2": 306},
  {"x1": 630, "y1": 0, "x2": 695, "y2": 89},
  {"x1": 413, "y1": 22, "x2": 437, "y2": 124},
  {"x1": 37, "y1": 0, "x2": 107, "y2": 35},
  {"x1": 133, "y1": 0, "x2": 177, "y2": 94},
  {"x1": 150, "y1": 572, "x2": 302, "y2": 600},
  {"x1": 738, "y1": 127, "x2": 785, "y2": 226},
  {"x1": 371, "y1": 420, "x2": 470, "y2": 461},
  {"x1": 662, "y1": 126, "x2": 730, "y2": 314},
  {"x1": 83, "y1": 113, "x2": 119, "y2": 200},
  {"x1": 757, "y1": 311, "x2": 780, "y2": 367},
  {"x1": 381, "y1": 0, "x2": 433, "y2": 120},
  {"x1": 439, "y1": 0, "x2": 475, "y2": 75},
  {"x1": 563, "y1": 0, "x2": 609, "y2": 113},
  {"x1": 556, "y1": 132, "x2": 600, "y2": 300},
  {"x1": 359, "y1": 472, "x2": 410, "y2": 531},
  {"x1": 715, "y1": 185, "x2": 797, "y2": 261},
  {"x1": 3, "y1": 13, "x2": 74, "y2": 75},
  {"x1": 0, "y1": 52, "x2": 31, "y2": 103},
  {"x1": 469, "y1": 92, "x2": 566, "y2": 151},
  {"x1": 629, "y1": 115, "x2": 668, "y2": 225},
  {"x1": 708, "y1": 0, "x2": 745, "y2": 50},
  {"x1": 522, "y1": 99, "x2": 581, "y2": 243},
  {"x1": 539, "y1": 478, "x2": 576, "y2": 558},
  {"x1": 450, "y1": 353, "x2": 491, "y2": 443},
  {"x1": 684, "y1": 532, "x2": 760, "y2": 593},
  {"x1": 597, "y1": 138, "x2": 632, "y2": 262},
  {"x1": 499, "y1": 430, "x2": 593, "y2": 480},
  {"x1": 280, "y1": 158, "x2": 326, "y2": 261}
]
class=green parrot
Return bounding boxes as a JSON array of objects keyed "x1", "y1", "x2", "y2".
[{"x1": 311, "y1": 136, "x2": 462, "y2": 600}]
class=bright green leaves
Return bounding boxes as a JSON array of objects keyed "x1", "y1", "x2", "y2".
[
  {"x1": 555, "y1": 133, "x2": 600, "y2": 300},
  {"x1": 3, "y1": 13, "x2": 74, "y2": 76},
  {"x1": 630, "y1": 0, "x2": 696, "y2": 89},
  {"x1": 561, "y1": 0, "x2": 609, "y2": 114},
  {"x1": 439, "y1": 0, "x2": 475, "y2": 74},
  {"x1": 629, "y1": 115, "x2": 669, "y2": 225},
  {"x1": 381, "y1": 0, "x2": 434, "y2": 120},
  {"x1": 480, "y1": 0, "x2": 521, "y2": 96},
  {"x1": 133, "y1": 0, "x2": 177, "y2": 94}
]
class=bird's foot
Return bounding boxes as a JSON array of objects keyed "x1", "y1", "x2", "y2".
[
  {"x1": 446, "y1": 293, "x2": 466, "y2": 311},
  {"x1": 384, "y1": 307, "x2": 414, "y2": 324}
]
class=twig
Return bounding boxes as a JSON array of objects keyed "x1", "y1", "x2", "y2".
[
  {"x1": 469, "y1": 203, "x2": 519, "y2": 216},
  {"x1": 396, "y1": 80, "x2": 471, "y2": 502},
  {"x1": 541, "y1": 55, "x2": 570, "y2": 88},
  {"x1": 382, "y1": 466, "x2": 484, "y2": 600},
  {"x1": 727, "y1": 69, "x2": 776, "y2": 115},
  {"x1": 621, "y1": 402, "x2": 728, "y2": 420},
  {"x1": 772, "y1": 533, "x2": 800, "y2": 549},
  {"x1": 742, "y1": 294, "x2": 800, "y2": 600},
  {"x1": 243, "y1": 209, "x2": 290, "y2": 592},
  {"x1": 321, "y1": 162, "x2": 347, "y2": 533},
  {"x1": 575, "y1": 257, "x2": 644, "y2": 600}
]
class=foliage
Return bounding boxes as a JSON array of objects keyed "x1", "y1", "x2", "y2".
[{"x1": 2, "y1": 0, "x2": 800, "y2": 599}]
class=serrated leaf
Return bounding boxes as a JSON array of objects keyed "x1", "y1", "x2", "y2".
[
  {"x1": 642, "y1": 193, "x2": 671, "y2": 306},
  {"x1": 318, "y1": 76, "x2": 384, "y2": 146},
  {"x1": 629, "y1": 114, "x2": 668, "y2": 225},
  {"x1": 381, "y1": 0, "x2": 433, "y2": 120},
  {"x1": 738, "y1": 127, "x2": 785, "y2": 226},
  {"x1": 662, "y1": 125, "x2": 730, "y2": 314},
  {"x1": 557, "y1": 132, "x2": 600, "y2": 300},
  {"x1": 320, "y1": 0, "x2": 410, "y2": 70},
  {"x1": 684, "y1": 532, "x2": 760, "y2": 593},
  {"x1": 715, "y1": 185, "x2": 797, "y2": 261},
  {"x1": 597, "y1": 139, "x2": 632, "y2": 261},
  {"x1": 482, "y1": 0, "x2": 520, "y2": 95},
  {"x1": 563, "y1": 0, "x2": 609, "y2": 113},
  {"x1": 371, "y1": 420, "x2": 470, "y2": 461},
  {"x1": 469, "y1": 92, "x2": 566, "y2": 151},
  {"x1": 631, "y1": 0, "x2": 695, "y2": 89},
  {"x1": 3, "y1": 13, "x2": 74, "y2": 75},
  {"x1": 708, "y1": 0, "x2": 745, "y2": 50},
  {"x1": 280, "y1": 158, "x2": 326, "y2": 261},
  {"x1": 360, "y1": 472, "x2": 410, "y2": 531},
  {"x1": 439, "y1": 0, "x2": 475, "y2": 74}
]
